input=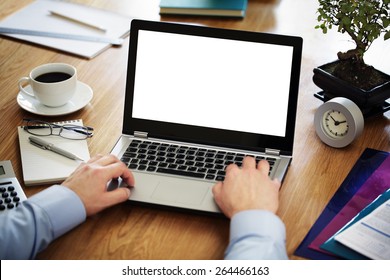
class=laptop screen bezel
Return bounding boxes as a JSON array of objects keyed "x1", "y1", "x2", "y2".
[{"x1": 123, "y1": 19, "x2": 302, "y2": 155}]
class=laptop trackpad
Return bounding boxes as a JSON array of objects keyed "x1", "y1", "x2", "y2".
[{"x1": 151, "y1": 181, "x2": 209, "y2": 205}]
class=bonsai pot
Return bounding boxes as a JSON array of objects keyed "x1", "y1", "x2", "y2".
[{"x1": 313, "y1": 60, "x2": 390, "y2": 118}]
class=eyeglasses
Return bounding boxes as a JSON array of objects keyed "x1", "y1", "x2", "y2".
[{"x1": 23, "y1": 119, "x2": 94, "y2": 140}]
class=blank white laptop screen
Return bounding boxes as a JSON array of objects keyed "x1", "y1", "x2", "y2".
[{"x1": 132, "y1": 30, "x2": 294, "y2": 137}]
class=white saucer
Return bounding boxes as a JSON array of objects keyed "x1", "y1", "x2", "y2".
[{"x1": 17, "y1": 81, "x2": 93, "y2": 116}]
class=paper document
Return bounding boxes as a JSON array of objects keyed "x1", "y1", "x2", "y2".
[
  {"x1": 0, "y1": 0, "x2": 132, "y2": 58},
  {"x1": 335, "y1": 198, "x2": 390, "y2": 260}
]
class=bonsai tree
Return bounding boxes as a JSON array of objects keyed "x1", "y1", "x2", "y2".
[{"x1": 316, "y1": 0, "x2": 390, "y2": 65}]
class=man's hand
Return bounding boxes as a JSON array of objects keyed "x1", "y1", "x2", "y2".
[
  {"x1": 212, "y1": 156, "x2": 281, "y2": 218},
  {"x1": 62, "y1": 154, "x2": 135, "y2": 216}
]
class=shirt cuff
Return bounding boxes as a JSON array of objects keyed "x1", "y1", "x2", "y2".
[
  {"x1": 28, "y1": 185, "x2": 86, "y2": 239},
  {"x1": 227, "y1": 209, "x2": 288, "y2": 260},
  {"x1": 230, "y1": 210, "x2": 286, "y2": 243}
]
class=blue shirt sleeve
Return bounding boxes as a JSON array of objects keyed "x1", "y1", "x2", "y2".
[
  {"x1": 0, "y1": 185, "x2": 86, "y2": 259},
  {"x1": 225, "y1": 210, "x2": 288, "y2": 260}
]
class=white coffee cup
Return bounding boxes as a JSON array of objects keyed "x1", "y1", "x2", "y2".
[{"x1": 18, "y1": 63, "x2": 77, "y2": 107}]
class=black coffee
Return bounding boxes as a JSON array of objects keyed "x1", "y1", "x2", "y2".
[{"x1": 35, "y1": 72, "x2": 72, "y2": 83}]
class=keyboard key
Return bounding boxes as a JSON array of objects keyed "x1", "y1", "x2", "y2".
[
  {"x1": 129, "y1": 142, "x2": 140, "y2": 147},
  {"x1": 214, "y1": 164, "x2": 224, "y2": 170},
  {"x1": 197, "y1": 168, "x2": 207, "y2": 173},
  {"x1": 129, "y1": 163, "x2": 138, "y2": 169},
  {"x1": 121, "y1": 157, "x2": 131, "y2": 164},
  {"x1": 216, "y1": 176, "x2": 225, "y2": 181},
  {"x1": 187, "y1": 166, "x2": 197, "y2": 172},
  {"x1": 138, "y1": 165, "x2": 147, "y2": 171},
  {"x1": 235, "y1": 156, "x2": 244, "y2": 162},
  {"x1": 156, "y1": 156, "x2": 165, "y2": 162},
  {"x1": 126, "y1": 147, "x2": 137, "y2": 153},
  {"x1": 156, "y1": 168, "x2": 205, "y2": 179},
  {"x1": 168, "y1": 163, "x2": 178, "y2": 169},
  {"x1": 147, "y1": 166, "x2": 157, "y2": 172}
]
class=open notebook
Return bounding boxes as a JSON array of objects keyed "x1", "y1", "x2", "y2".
[{"x1": 18, "y1": 119, "x2": 90, "y2": 186}]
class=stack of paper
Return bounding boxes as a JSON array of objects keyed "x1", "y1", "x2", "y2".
[{"x1": 0, "y1": 0, "x2": 132, "y2": 58}]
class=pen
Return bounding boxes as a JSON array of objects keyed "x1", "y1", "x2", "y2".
[
  {"x1": 29, "y1": 136, "x2": 84, "y2": 161},
  {"x1": 49, "y1": 10, "x2": 107, "y2": 32}
]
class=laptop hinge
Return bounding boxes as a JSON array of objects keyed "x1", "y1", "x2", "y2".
[
  {"x1": 265, "y1": 148, "x2": 280, "y2": 156},
  {"x1": 134, "y1": 131, "x2": 148, "y2": 139}
]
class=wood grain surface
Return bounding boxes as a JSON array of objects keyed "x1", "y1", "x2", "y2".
[{"x1": 0, "y1": 0, "x2": 388, "y2": 259}]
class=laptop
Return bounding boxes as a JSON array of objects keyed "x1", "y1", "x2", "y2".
[{"x1": 110, "y1": 19, "x2": 303, "y2": 214}]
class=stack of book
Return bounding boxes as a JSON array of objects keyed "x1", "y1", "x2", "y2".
[{"x1": 159, "y1": 0, "x2": 248, "y2": 18}]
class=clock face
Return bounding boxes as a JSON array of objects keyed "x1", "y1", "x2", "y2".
[
  {"x1": 322, "y1": 109, "x2": 349, "y2": 138},
  {"x1": 315, "y1": 97, "x2": 364, "y2": 148}
]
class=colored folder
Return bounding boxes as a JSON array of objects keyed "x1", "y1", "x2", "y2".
[
  {"x1": 294, "y1": 148, "x2": 390, "y2": 259},
  {"x1": 320, "y1": 189, "x2": 390, "y2": 259}
]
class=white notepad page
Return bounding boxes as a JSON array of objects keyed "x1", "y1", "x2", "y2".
[{"x1": 18, "y1": 119, "x2": 90, "y2": 186}]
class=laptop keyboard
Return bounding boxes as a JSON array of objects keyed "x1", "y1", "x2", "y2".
[{"x1": 120, "y1": 139, "x2": 276, "y2": 181}]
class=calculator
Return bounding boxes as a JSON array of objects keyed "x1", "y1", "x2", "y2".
[{"x1": 0, "y1": 160, "x2": 27, "y2": 211}]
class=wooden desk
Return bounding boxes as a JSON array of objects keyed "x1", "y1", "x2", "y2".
[{"x1": 0, "y1": 0, "x2": 389, "y2": 259}]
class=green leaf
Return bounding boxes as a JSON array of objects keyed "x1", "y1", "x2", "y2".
[
  {"x1": 382, "y1": 17, "x2": 390, "y2": 28},
  {"x1": 342, "y1": 16, "x2": 351, "y2": 25},
  {"x1": 385, "y1": 30, "x2": 390, "y2": 40}
]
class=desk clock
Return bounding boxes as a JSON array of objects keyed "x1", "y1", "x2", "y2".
[{"x1": 314, "y1": 97, "x2": 364, "y2": 148}]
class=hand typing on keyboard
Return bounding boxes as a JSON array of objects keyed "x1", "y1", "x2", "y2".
[
  {"x1": 212, "y1": 156, "x2": 281, "y2": 219},
  {"x1": 62, "y1": 154, "x2": 134, "y2": 216}
]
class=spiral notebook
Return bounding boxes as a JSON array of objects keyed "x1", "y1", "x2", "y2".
[{"x1": 18, "y1": 119, "x2": 90, "y2": 186}]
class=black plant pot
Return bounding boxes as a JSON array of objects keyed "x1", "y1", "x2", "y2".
[{"x1": 313, "y1": 60, "x2": 390, "y2": 118}]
